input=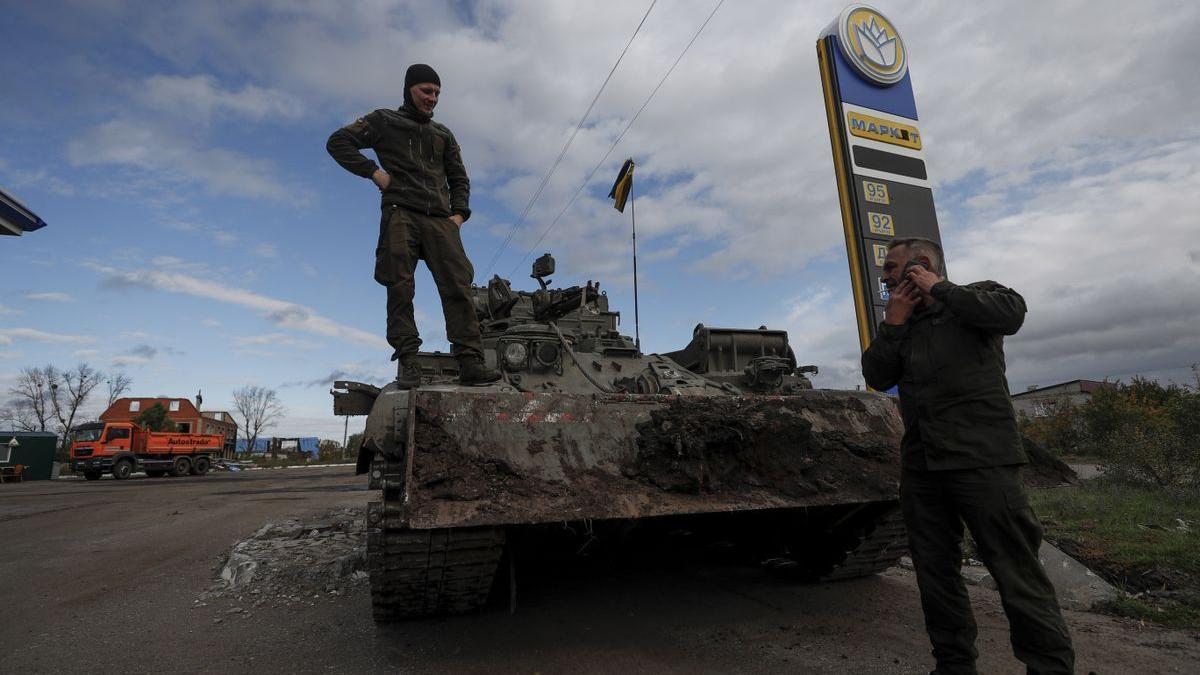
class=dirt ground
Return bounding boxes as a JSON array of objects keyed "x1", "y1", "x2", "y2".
[{"x1": 2, "y1": 467, "x2": 1198, "y2": 674}]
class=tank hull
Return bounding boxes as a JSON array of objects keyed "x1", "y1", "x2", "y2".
[{"x1": 373, "y1": 388, "x2": 903, "y2": 530}]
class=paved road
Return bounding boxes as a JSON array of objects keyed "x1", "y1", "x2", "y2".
[{"x1": 2, "y1": 468, "x2": 1197, "y2": 674}]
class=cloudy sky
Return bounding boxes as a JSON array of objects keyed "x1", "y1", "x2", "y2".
[{"x1": 2, "y1": 0, "x2": 1197, "y2": 440}]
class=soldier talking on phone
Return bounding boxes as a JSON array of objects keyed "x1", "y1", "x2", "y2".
[{"x1": 861, "y1": 237, "x2": 1074, "y2": 675}]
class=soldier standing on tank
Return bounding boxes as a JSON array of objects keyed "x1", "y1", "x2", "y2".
[
  {"x1": 861, "y1": 237, "x2": 1074, "y2": 675},
  {"x1": 326, "y1": 63, "x2": 500, "y2": 389}
]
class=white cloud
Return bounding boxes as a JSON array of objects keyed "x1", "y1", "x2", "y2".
[
  {"x1": 72, "y1": 349, "x2": 101, "y2": 359},
  {"x1": 254, "y1": 242, "x2": 279, "y2": 258},
  {"x1": 138, "y1": 74, "x2": 300, "y2": 122},
  {"x1": 0, "y1": 305, "x2": 23, "y2": 315},
  {"x1": 234, "y1": 333, "x2": 318, "y2": 350},
  {"x1": 110, "y1": 354, "x2": 153, "y2": 368},
  {"x1": 67, "y1": 119, "x2": 289, "y2": 201},
  {"x1": 87, "y1": 262, "x2": 387, "y2": 350},
  {"x1": 948, "y1": 140, "x2": 1200, "y2": 387},
  {"x1": 201, "y1": 318, "x2": 222, "y2": 327},
  {"x1": 23, "y1": 291, "x2": 74, "y2": 302},
  {"x1": 0, "y1": 328, "x2": 94, "y2": 345}
]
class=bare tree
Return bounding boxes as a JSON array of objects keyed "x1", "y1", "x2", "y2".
[
  {"x1": 9, "y1": 366, "x2": 57, "y2": 432},
  {"x1": 106, "y1": 371, "x2": 133, "y2": 407},
  {"x1": 49, "y1": 363, "x2": 103, "y2": 456},
  {"x1": 1, "y1": 398, "x2": 38, "y2": 431},
  {"x1": 232, "y1": 385, "x2": 286, "y2": 456}
]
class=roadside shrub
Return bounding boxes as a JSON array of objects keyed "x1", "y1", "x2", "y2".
[
  {"x1": 1102, "y1": 422, "x2": 1197, "y2": 489},
  {"x1": 318, "y1": 440, "x2": 347, "y2": 463},
  {"x1": 1025, "y1": 370, "x2": 1200, "y2": 490},
  {"x1": 1020, "y1": 397, "x2": 1084, "y2": 455}
]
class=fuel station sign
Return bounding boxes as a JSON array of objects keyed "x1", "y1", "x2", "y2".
[{"x1": 817, "y1": 4, "x2": 943, "y2": 351}]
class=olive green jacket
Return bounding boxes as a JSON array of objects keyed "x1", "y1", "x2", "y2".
[
  {"x1": 326, "y1": 105, "x2": 471, "y2": 221},
  {"x1": 862, "y1": 280, "x2": 1028, "y2": 471}
]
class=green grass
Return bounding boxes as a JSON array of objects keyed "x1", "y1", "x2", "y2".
[
  {"x1": 1030, "y1": 481, "x2": 1200, "y2": 574},
  {"x1": 1095, "y1": 594, "x2": 1200, "y2": 631},
  {"x1": 1030, "y1": 481, "x2": 1200, "y2": 628}
]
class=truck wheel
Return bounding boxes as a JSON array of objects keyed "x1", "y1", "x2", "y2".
[
  {"x1": 172, "y1": 456, "x2": 192, "y2": 477},
  {"x1": 112, "y1": 459, "x2": 134, "y2": 480},
  {"x1": 83, "y1": 470, "x2": 103, "y2": 481},
  {"x1": 192, "y1": 457, "x2": 211, "y2": 476}
]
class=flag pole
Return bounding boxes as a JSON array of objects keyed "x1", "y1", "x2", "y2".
[{"x1": 630, "y1": 185, "x2": 641, "y2": 354}]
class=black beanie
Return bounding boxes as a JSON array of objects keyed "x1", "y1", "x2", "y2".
[{"x1": 403, "y1": 64, "x2": 441, "y2": 105}]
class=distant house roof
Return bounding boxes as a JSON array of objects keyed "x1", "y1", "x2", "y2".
[
  {"x1": 101, "y1": 397, "x2": 200, "y2": 420},
  {"x1": 200, "y1": 410, "x2": 237, "y2": 427},
  {"x1": 0, "y1": 187, "x2": 48, "y2": 236},
  {"x1": 1012, "y1": 379, "x2": 1115, "y2": 399}
]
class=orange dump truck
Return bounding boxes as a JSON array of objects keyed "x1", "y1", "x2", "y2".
[{"x1": 69, "y1": 420, "x2": 223, "y2": 480}]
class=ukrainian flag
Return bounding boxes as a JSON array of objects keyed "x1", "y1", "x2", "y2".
[{"x1": 608, "y1": 158, "x2": 635, "y2": 213}]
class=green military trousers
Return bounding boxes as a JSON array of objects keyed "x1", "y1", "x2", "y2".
[
  {"x1": 901, "y1": 466, "x2": 1074, "y2": 675},
  {"x1": 375, "y1": 205, "x2": 484, "y2": 359}
]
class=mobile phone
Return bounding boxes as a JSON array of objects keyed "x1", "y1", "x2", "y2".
[{"x1": 902, "y1": 259, "x2": 928, "y2": 278}]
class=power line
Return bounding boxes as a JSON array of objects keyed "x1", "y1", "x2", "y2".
[
  {"x1": 482, "y1": 0, "x2": 658, "y2": 278},
  {"x1": 507, "y1": 0, "x2": 726, "y2": 278}
]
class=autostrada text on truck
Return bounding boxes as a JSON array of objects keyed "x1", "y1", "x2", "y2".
[{"x1": 70, "y1": 421, "x2": 223, "y2": 480}]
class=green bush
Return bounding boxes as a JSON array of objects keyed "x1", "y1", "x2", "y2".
[
  {"x1": 1020, "y1": 397, "x2": 1084, "y2": 455},
  {"x1": 1071, "y1": 372, "x2": 1200, "y2": 489},
  {"x1": 318, "y1": 439, "x2": 347, "y2": 463},
  {"x1": 134, "y1": 402, "x2": 177, "y2": 432}
]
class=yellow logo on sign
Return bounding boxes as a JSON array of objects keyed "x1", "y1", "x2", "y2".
[
  {"x1": 837, "y1": 5, "x2": 908, "y2": 86},
  {"x1": 872, "y1": 244, "x2": 888, "y2": 267},
  {"x1": 848, "y1": 112, "x2": 921, "y2": 150}
]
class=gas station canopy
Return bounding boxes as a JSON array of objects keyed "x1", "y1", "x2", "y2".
[{"x1": 0, "y1": 187, "x2": 48, "y2": 236}]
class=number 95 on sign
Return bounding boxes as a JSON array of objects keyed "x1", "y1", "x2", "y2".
[{"x1": 863, "y1": 180, "x2": 890, "y2": 204}]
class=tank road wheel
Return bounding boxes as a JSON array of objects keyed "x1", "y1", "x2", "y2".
[
  {"x1": 111, "y1": 458, "x2": 134, "y2": 480},
  {"x1": 171, "y1": 456, "x2": 192, "y2": 477},
  {"x1": 366, "y1": 518, "x2": 506, "y2": 622},
  {"x1": 83, "y1": 470, "x2": 102, "y2": 481},
  {"x1": 191, "y1": 457, "x2": 211, "y2": 476}
]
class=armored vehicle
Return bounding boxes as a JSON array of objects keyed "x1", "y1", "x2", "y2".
[{"x1": 333, "y1": 254, "x2": 906, "y2": 621}]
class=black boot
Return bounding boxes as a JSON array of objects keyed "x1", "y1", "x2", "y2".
[
  {"x1": 457, "y1": 354, "x2": 500, "y2": 385},
  {"x1": 396, "y1": 355, "x2": 422, "y2": 390}
]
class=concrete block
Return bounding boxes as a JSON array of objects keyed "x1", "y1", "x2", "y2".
[{"x1": 1038, "y1": 541, "x2": 1118, "y2": 611}]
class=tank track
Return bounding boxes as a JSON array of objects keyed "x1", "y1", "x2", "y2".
[
  {"x1": 817, "y1": 506, "x2": 908, "y2": 581},
  {"x1": 762, "y1": 505, "x2": 907, "y2": 582},
  {"x1": 365, "y1": 454, "x2": 506, "y2": 622}
]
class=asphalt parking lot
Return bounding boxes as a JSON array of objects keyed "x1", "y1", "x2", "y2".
[{"x1": 2, "y1": 467, "x2": 1197, "y2": 674}]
